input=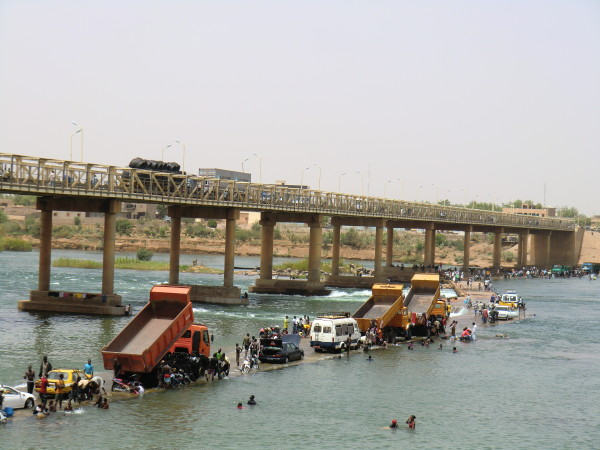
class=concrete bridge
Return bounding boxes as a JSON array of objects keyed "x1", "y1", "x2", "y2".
[{"x1": 0, "y1": 153, "x2": 582, "y2": 311}]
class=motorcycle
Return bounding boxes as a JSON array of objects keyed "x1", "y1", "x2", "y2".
[
  {"x1": 111, "y1": 377, "x2": 135, "y2": 392},
  {"x1": 240, "y1": 355, "x2": 260, "y2": 374}
]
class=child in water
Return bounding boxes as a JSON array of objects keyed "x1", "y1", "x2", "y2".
[
  {"x1": 389, "y1": 419, "x2": 398, "y2": 429},
  {"x1": 453, "y1": 347, "x2": 458, "y2": 353},
  {"x1": 406, "y1": 415, "x2": 416, "y2": 429}
]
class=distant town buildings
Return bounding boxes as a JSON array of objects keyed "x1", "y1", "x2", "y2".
[{"x1": 502, "y1": 204, "x2": 556, "y2": 217}]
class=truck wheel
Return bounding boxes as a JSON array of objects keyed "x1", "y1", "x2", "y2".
[{"x1": 284, "y1": 356, "x2": 289, "y2": 364}]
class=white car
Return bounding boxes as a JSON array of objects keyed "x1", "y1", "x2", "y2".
[
  {"x1": 493, "y1": 305, "x2": 519, "y2": 320},
  {"x1": 0, "y1": 385, "x2": 36, "y2": 409}
]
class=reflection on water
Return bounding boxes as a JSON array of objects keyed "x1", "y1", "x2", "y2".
[{"x1": 1, "y1": 250, "x2": 600, "y2": 448}]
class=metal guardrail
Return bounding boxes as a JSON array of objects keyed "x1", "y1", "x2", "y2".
[{"x1": 0, "y1": 153, "x2": 575, "y2": 231}]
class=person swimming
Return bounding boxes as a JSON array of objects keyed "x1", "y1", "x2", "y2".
[
  {"x1": 237, "y1": 402, "x2": 244, "y2": 409},
  {"x1": 406, "y1": 415, "x2": 416, "y2": 429},
  {"x1": 367, "y1": 355, "x2": 373, "y2": 361},
  {"x1": 389, "y1": 419, "x2": 398, "y2": 429},
  {"x1": 453, "y1": 347, "x2": 458, "y2": 353},
  {"x1": 247, "y1": 395, "x2": 257, "y2": 405}
]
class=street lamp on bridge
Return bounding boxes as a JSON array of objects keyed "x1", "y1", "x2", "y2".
[
  {"x1": 161, "y1": 144, "x2": 172, "y2": 161},
  {"x1": 70, "y1": 121, "x2": 83, "y2": 161},
  {"x1": 338, "y1": 172, "x2": 347, "y2": 192},
  {"x1": 174, "y1": 139, "x2": 186, "y2": 173},
  {"x1": 241, "y1": 152, "x2": 262, "y2": 183},
  {"x1": 416, "y1": 185, "x2": 423, "y2": 202}
]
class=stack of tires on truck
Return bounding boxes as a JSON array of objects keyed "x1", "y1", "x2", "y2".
[
  {"x1": 351, "y1": 274, "x2": 447, "y2": 343},
  {"x1": 101, "y1": 285, "x2": 210, "y2": 388}
]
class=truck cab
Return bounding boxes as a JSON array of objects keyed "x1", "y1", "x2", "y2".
[{"x1": 169, "y1": 323, "x2": 210, "y2": 357}]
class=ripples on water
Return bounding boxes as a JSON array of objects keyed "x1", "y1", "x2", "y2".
[{"x1": 1, "y1": 250, "x2": 599, "y2": 449}]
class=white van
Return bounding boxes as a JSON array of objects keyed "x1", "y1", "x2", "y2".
[{"x1": 310, "y1": 315, "x2": 361, "y2": 352}]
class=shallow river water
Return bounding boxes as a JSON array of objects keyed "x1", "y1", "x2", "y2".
[{"x1": 1, "y1": 249, "x2": 599, "y2": 449}]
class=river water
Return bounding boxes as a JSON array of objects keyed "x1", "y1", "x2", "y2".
[{"x1": 1, "y1": 249, "x2": 599, "y2": 449}]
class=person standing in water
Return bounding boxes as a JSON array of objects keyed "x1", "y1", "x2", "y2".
[
  {"x1": 24, "y1": 365, "x2": 35, "y2": 394},
  {"x1": 406, "y1": 415, "x2": 416, "y2": 429}
]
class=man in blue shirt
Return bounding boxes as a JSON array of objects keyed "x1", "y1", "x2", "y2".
[{"x1": 84, "y1": 359, "x2": 94, "y2": 377}]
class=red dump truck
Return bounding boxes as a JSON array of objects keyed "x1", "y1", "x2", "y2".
[{"x1": 102, "y1": 285, "x2": 194, "y2": 373}]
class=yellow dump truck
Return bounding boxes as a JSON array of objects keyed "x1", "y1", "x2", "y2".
[
  {"x1": 404, "y1": 273, "x2": 447, "y2": 336},
  {"x1": 352, "y1": 284, "x2": 413, "y2": 342}
]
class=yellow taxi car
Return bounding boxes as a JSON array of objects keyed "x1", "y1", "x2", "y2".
[
  {"x1": 35, "y1": 369, "x2": 92, "y2": 397},
  {"x1": 498, "y1": 291, "x2": 521, "y2": 309}
]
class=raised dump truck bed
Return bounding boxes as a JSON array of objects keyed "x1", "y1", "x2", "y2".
[
  {"x1": 353, "y1": 284, "x2": 405, "y2": 333},
  {"x1": 404, "y1": 274, "x2": 442, "y2": 317},
  {"x1": 102, "y1": 285, "x2": 194, "y2": 373}
]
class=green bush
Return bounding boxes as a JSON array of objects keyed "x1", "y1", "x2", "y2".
[
  {"x1": 207, "y1": 219, "x2": 218, "y2": 229},
  {"x1": 116, "y1": 219, "x2": 133, "y2": 236},
  {"x1": 502, "y1": 251, "x2": 515, "y2": 263},
  {"x1": 25, "y1": 217, "x2": 40, "y2": 238},
  {"x1": 137, "y1": 248, "x2": 154, "y2": 261},
  {"x1": 0, "y1": 209, "x2": 7, "y2": 224},
  {"x1": 2, "y1": 237, "x2": 32, "y2": 251},
  {"x1": 74, "y1": 216, "x2": 82, "y2": 227},
  {"x1": 13, "y1": 195, "x2": 35, "y2": 206},
  {"x1": 185, "y1": 223, "x2": 214, "y2": 238}
]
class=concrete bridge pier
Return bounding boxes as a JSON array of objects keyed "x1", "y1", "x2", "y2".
[
  {"x1": 101, "y1": 199, "x2": 120, "y2": 295},
  {"x1": 168, "y1": 206, "x2": 244, "y2": 305},
  {"x1": 19, "y1": 197, "x2": 124, "y2": 315},
  {"x1": 250, "y1": 212, "x2": 329, "y2": 296},
  {"x1": 492, "y1": 228, "x2": 503, "y2": 269},
  {"x1": 549, "y1": 230, "x2": 579, "y2": 267},
  {"x1": 330, "y1": 224, "x2": 341, "y2": 276},
  {"x1": 517, "y1": 232, "x2": 529, "y2": 267},
  {"x1": 531, "y1": 231, "x2": 551, "y2": 268},
  {"x1": 38, "y1": 205, "x2": 53, "y2": 291},
  {"x1": 462, "y1": 226, "x2": 472, "y2": 272},
  {"x1": 374, "y1": 225, "x2": 385, "y2": 282},
  {"x1": 325, "y1": 217, "x2": 389, "y2": 288},
  {"x1": 168, "y1": 206, "x2": 182, "y2": 284},
  {"x1": 386, "y1": 226, "x2": 394, "y2": 268},
  {"x1": 424, "y1": 224, "x2": 435, "y2": 267}
]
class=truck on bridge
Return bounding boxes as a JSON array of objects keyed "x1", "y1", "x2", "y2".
[{"x1": 101, "y1": 285, "x2": 210, "y2": 387}]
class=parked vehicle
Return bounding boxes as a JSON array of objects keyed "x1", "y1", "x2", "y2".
[
  {"x1": 493, "y1": 305, "x2": 519, "y2": 320},
  {"x1": 0, "y1": 385, "x2": 35, "y2": 409},
  {"x1": 259, "y1": 334, "x2": 304, "y2": 363},
  {"x1": 102, "y1": 285, "x2": 195, "y2": 374},
  {"x1": 101, "y1": 285, "x2": 210, "y2": 387},
  {"x1": 35, "y1": 369, "x2": 91, "y2": 398},
  {"x1": 581, "y1": 263, "x2": 595, "y2": 274},
  {"x1": 310, "y1": 315, "x2": 362, "y2": 352},
  {"x1": 499, "y1": 290, "x2": 523, "y2": 309},
  {"x1": 240, "y1": 355, "x2": 260, "y2": 373}
]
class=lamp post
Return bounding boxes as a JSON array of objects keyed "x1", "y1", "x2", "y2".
[
  {"x1": 383, "y1": 179, "x2": 392, "y2": 199},
  {"x1": 71, "y1": 121, "x2": 83, "y2": 160},
  {"x1": 431, "y1": 183, "x2": 438, "y2": 204},
  {"x1": 460, "y1": 187, "x2": 466, "y2": 207},
  {"x1": 300, "y1": 165, "x2": 310, "y2": 189},
  {"x1": 161, "y1": 144, "x2": 172, "y2": 161},
  {"x1": 313, "y1": 163, "x2": 322, "y2": 191},
  {"x1": 416, "y1": 185, "x2": 423, "y2": 202},
  {"x1": 242, "y1": 153, "x2": 263, "y2": 183},
  {"x1": 174, "y1": 139, "x2": 186, "y2": 173},
  {"x1": 472, "y1": 194, "x2": 479, "y2": 209},
  {"x1": 338, "y1": 172, "x2": 347, "y2": 192},
  {"x1": 70, "y1": 128, "x2": 82, "y2": 161}
]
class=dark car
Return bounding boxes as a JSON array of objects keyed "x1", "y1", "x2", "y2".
[{"x1": 259, "y1": 337, "x2": 304, "y2": 364}]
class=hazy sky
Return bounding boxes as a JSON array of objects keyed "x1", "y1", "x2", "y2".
[{"x1": 1, "y1": 1, "x2": 598, "y2": 214}]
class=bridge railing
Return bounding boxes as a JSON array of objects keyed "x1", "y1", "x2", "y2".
[{"x1": 0, "y1": 153, "x2": 575, "y2": 231}]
